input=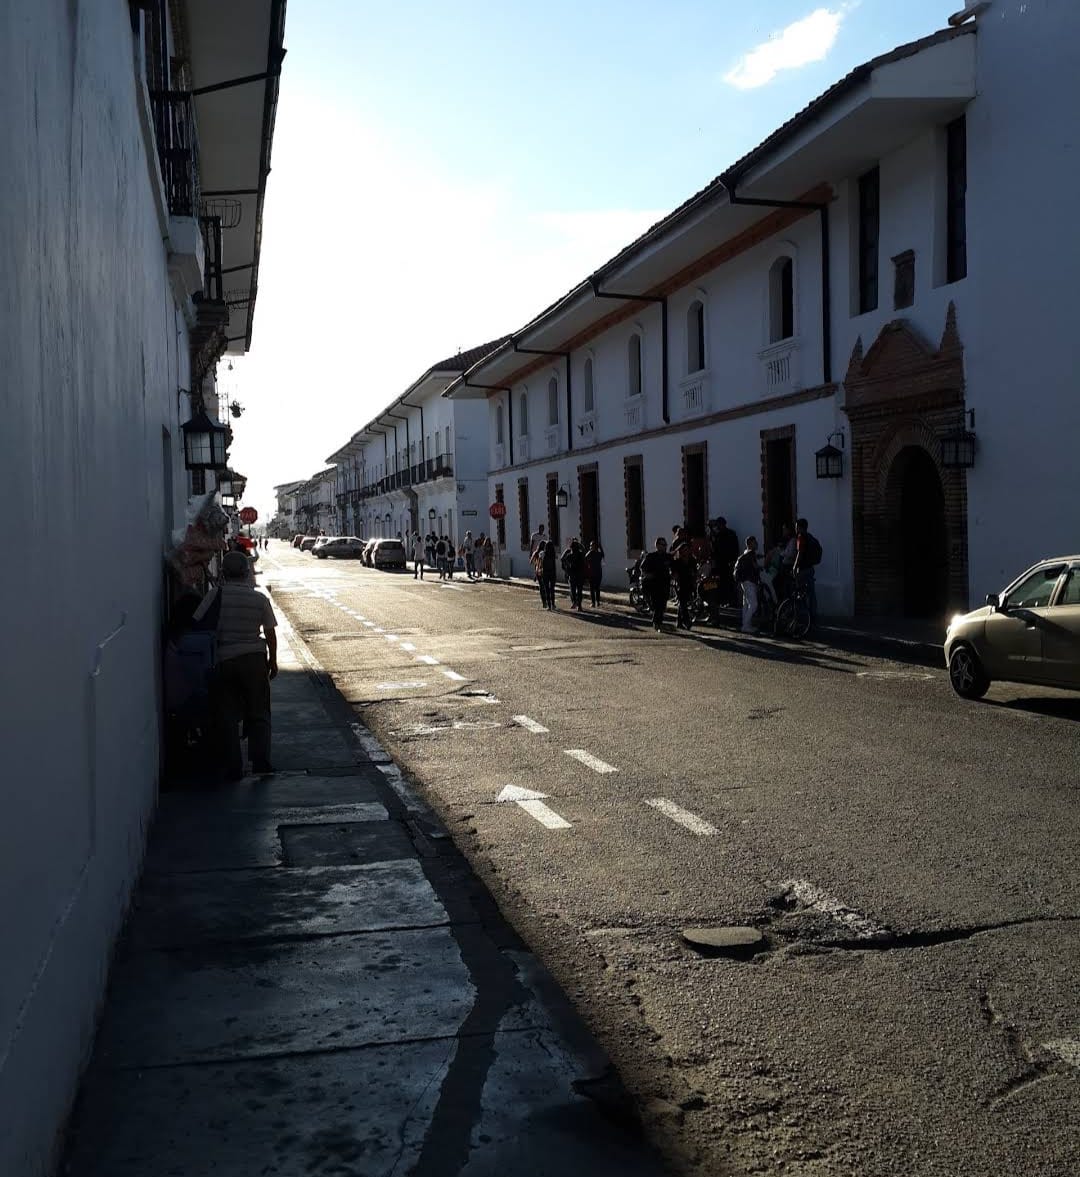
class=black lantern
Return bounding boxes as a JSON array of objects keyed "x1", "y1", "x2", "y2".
[
  {"x1": 428, "y1": 507, "x2": 437, "y2": 520},
  {"x1": 181, "y1": 409, "x2": 229, "y2": 471},
  {"x1": 231, "y1": 472, "x2": 248, "y2": 500},
  {"x1": 941, "y1": 423, "x2": 977, "y2": 469},
  {"x1": 555, "y1": 484, "x2": 570, "y2": 509},
  {"x1": 815, "y1": 431, "x2": 845, "y2": 479},
  {"x1": 218, "y1": 468, "x2": 236, "y2": 497}
]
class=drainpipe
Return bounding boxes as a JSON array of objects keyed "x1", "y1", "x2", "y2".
[
  {"x1": 587, "y1": 276, "x2": 669, "y2": 424},
  {"x1": 719, "y1": 174, "x2": 832, "y2": 385},
  {"x1": 513, "y1": 340, "x2": 573, "y2": 453},
  {"x1": 461, "y1": 377, "x2": 514, "y2": 465}
]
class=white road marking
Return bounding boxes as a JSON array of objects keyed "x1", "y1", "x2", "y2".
[
  {"x1": 512, "y1": 715, "x2": 550, "y2": 734},
  {"x1": 373, "y1": 627, "x2": 385, "y2": 634},
  {"x1": 856, "y1": 671, "x2": 935, "y2": 681},
  {"x1": 781, "y1": 879, "x2": 891, "y2": 941},
  {"x1": 645, "y1": 798, "x2": 718, "y2": 836},
  {"x1": 443, "y1": 669, "x2": 467, "y2": 682},
  {"x1": 497, "y1": 785, "x2": 571, "y2": 831},
  {"x1": 1045, "y1": 1040, "x2": 1080, "y2": 1068},
  {"x1": 416, "y1": 654, "x2": 440, "y2": 665},
  {"x1": 363, "y1": 621, "x2": 375, "y2": 628},
  {"x1": 441, "y1": 583, "x2": 466, "y2": 592},
  {"x1": 565, "y1": 749, "x2": 618, "y2": 774},
  {"x1": 376, "y1": 681, "x2": 429, "y2": 690},
  {"x1": 385, "y1": 635, "x2": 399, "y2": 642},
  {"x1": 398, "y1": 720, "x2": 502, "y2": 736},
  {"x1": 400, "y1": 642, "x2": 416, "y2": 652}
]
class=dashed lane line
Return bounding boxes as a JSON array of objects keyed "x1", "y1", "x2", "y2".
[
  {"x1": 416, "y1": 654, "x2": 440, "y2": 665},
  {"x1": 376, "y1": 681, "x2": 429, "y2": 691},
  {"x1": 443, "y1": 670, "x2": 467, "y2": 682},
  {"x1": 564, "y1": 750, "x2": 618, "y2": 775},
  {"x1": 400, "y1": 642, "x2": 416, "y2": 652},
  {"x1": 512, "y1": 715, "x2": 550, "y2": 734},
  {"x1": 645, "y1": 798, "x2": 718, "y2": 836}
]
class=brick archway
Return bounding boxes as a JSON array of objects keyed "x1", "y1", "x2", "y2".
[{"x1": 844, "y1": 305, "x2": 969, "y2": 617}]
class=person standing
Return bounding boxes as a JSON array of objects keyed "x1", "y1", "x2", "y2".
[
  {"x1": 674, "y1": 543, "x2": 698, "y2": 630},
  {"x1": 538, "y1": 540, "x2": 558, "y2": 610},
  {"x1": 584, "y1": 540, "x2": 605, "y2": 607},
  {"x1": 435, "y1": 534, "x2": 447, "y2": 579},
  {"x1": 483, "y1": 534, "x2": 494, "y2": 577},
  {"x1": 561, "y1": 539, "x2": 586, "y2": 611},
  {"x1": 529, "y1": 522, "x2": 546, "y2": 559},
  {"x1": 473, "y1": 533, "x2": 485, "y2": 580},
  {"x1": 734, "y1": 536, "x2": 761, "y2": 634},
  {"x1": 639, "y1": 536, "x2": 673, "y2": 632},
  {"x1": 411, "y1": 532, "x2": 425, "y2": 579},
  {"x1": 710, "y1": 516, "x2": 740, "y2": 606},
  {"x1": 463, "y1": 530, "x2": 475, "y2": 579},
  {"x1": 793, "y1": 517, "x2": 822, "y2": 618},
  {"x1": 200, "y1": 550, "x2": 278, "y2": 780}
]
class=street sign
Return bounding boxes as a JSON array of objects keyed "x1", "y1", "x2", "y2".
[
  {"x1": 239, "y1": 507, "x2": 258, "y2": 524},
  {"x1": 488, "y1": 502, "x2": 507, "y2": 520},
  {"x1": 461, "y1": 509, "x2": 478, "y2": 517}
]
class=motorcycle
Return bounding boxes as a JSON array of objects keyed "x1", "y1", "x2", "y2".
[{"x1": 627, "y1": 562, "x2": 676, "y2": 616}]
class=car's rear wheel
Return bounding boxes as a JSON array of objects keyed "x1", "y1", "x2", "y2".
[{"x1": 949, "y1": 644, "x2": 990, "y2": 699}]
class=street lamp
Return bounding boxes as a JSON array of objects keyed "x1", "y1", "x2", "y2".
[
  {"x1": 815, "y1": 431, "x2": 845, "y2": 479},
  {"x1": 941, "y1": 413, "x2": 977, "y2": 469},
  {"x1": 554, "y1": 483, "x2": 571, "y2": 509},
  {"x1": 181, "y1": 408, "x2": 229, "y2": 471},
  {"x1": 428, "y1": 507, "x2": 437, "y2": 521},
  {"x1": 231, "y1": 472, "x2": 248, "y2": 500}
]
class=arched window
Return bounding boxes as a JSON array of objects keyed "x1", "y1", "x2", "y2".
[
  {"x1": 547, "y1": 377, "x2": 559, "y2": 426},
  {"x1": 496, "y1": 405, "x2": 504, "y2": 445},
  {"x1": 687, "y1": 301, "x2": 705, "y2": 372},
  {"x1": 628, "y1": 334, "x2": 642, "y2": 398},
  {"x1": 583, "y1": 357, "x2": 595, "y2": 413},
  {"x1": 519, "y1": 391, "x2": 529, "y2": 436},
  {"x1": 769, "y1": 257, "x2": 794, "y2": 343}
]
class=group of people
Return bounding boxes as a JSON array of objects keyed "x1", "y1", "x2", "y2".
[
  {"x1": 412, "y1": 531, "x2": 496, "y2": 580},
  {"x1": 636, "y1": 517, "x2": 822, "y2": 635},
  {"x1": 528, "y1": 524, "x2": 606, "y2": 611}
]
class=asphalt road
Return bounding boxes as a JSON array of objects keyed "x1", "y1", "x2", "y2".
[{"x1": 263, "y1": 544, "x2": 1080, "y2": 1177}]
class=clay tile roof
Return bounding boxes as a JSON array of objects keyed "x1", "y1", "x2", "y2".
[{"x1": 431, "y1": 337, "x2": 512, "y2": 372}]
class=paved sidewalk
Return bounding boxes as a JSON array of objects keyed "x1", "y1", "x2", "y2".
[{"x1": 61, "y1": 608, "x2": 662, "y2": 1176}]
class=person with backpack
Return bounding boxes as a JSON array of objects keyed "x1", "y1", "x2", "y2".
[
  {"x1": 560, "y1": 539, "x2": 586, "y2": 611},
  {"x1": 793, "y1": 518, "x2": 822, "y2": 618}
]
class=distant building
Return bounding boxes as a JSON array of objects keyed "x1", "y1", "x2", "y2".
[
  {"x1": 0, "y1": 2, "x2": 284, "y2": 1171},
  {"x1": 327, "y1": 341, "x2": 507, "y2": 542},
  {"x1": 449, "y1": 3, "x2": 1079, "y2": 618}
]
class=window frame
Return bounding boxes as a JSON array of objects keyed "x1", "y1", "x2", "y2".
[
  {"x1": 547, "y1": 376, "x2": 559, "y2": 427},
  {"x1": 768, "y1": 257, "x2": 795, "y2": 343},
  {"x1": 624, "y1": 455, "x2": 645, "y2": 556},
  {"x1": 582, "y1": 357, "x2": 595, "y2": 414},
  {"x1": 945, "y1": 115, "x2": 967, "y2": 284},
  {"x1": 628, "y1": 333, "x2": 643, "y2": 399},
  {"x1": 858, "y1": 166, "x2": 880, "y2": 315},
  {"x1": 687, "y1": 300, "x2": 706, "y2": 374},
  {"x1": 519, "y1": 391, "x2": 529, "y2": 437}
]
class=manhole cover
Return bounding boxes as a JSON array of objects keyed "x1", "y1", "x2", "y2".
[{"x1": 682, "y1": 926, "x2": 765, "y2": 956}]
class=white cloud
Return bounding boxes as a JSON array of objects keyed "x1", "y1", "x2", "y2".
[{"x1": 723, "y1": 7, "x2": 849, "y2": 90}]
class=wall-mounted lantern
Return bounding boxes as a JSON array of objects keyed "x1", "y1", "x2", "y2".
[
  {"x1": 941, "y1": 411, "x2": 977, "y2": 469},
  {"x1": 815, "y1": 430, "x2": 845, "y2": 479},
  {"x1": 554, "y1": 483, "x2": 571, "y2": 509},
  {"x1": 181, "y1": 408, "x2": 229, "y2": 471},
  {"x1": 428, "y1": 507, "x2": 437, "y2": 521}
]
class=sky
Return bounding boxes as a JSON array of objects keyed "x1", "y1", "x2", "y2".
[{"x1": 225, "y1": 0, "x2": 962, "y2": 521}]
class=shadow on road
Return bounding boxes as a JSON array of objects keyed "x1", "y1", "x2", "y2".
[{"x1": 983, "y1": 695, "x2": 1080, "y2": 723}]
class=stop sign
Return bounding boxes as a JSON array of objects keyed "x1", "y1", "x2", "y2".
[
  {"x1": 488, "y1": 502, "x2": 507, "y2": 520},
  {"x1": 239, "y1": 506, "x2": 258, "y2": 524}
]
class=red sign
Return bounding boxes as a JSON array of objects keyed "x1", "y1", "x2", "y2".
[
  {"x1": 488, "y1": 502, "x2": 507, "y2": 520},
  {"x1": 239, "y1": 507, "x2": 259, "y2": 524}
]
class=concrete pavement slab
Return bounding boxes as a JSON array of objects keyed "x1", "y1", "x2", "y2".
[
  {"x1": 272, "y1": 725, "x2": 357, "y2": 769},
  {"x1": 125, "y1": 860, "x2": 450, "y2": 949},
  {"x1": 279, "y1": 819, "x2": 418, "y2": 866}
]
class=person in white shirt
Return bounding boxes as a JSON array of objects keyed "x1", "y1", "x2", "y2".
[{"x1": 411, "y1": 532, "x2": 425, "y2": 579}]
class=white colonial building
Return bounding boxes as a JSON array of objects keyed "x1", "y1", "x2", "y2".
[
  {"x1": 327, "y1": 341, "x2": 506, "y2": 543},
  {"x1": 449, "y1": 2, "x2": 1079, "y2": 620},
  {"x1": 0, "y1": 2, "x2": 284, "y2": 1171}
]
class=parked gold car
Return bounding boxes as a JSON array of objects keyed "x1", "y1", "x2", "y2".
[{"x1": 945, "y1": 556, "x2": 1080, "y2": 698}]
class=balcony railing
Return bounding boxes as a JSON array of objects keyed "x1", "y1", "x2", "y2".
[
  {"x1": 759, "y1": 338, "x2": 800, "y2": 396},
  {"x1": 624, "y1": 398, "x2": 643, "y2": 431},
  {"x1": 677, "y1": 371, "x2": 710, "y2": 418},
  {"x1": 544, "y1": 427, "x2": 559, "y2": 455},
  {"x1": 149, "y1": 90, "x2": 200, "y2": 217},
  {"x1": 517, "y1": 437, "x2": 530, "y2": 462}
]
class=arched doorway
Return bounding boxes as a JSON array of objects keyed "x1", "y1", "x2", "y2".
[{"x1": 885, "y1": 446, "x2": 948, "y2": 618}]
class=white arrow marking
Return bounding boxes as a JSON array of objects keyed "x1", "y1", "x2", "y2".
[
  {"x1": 497, "y1": 785, "x2": 571, "y2": 830},
  {"x1": 512, "y1": 715, "x2": 549, "y2": 734},
  {"x1": 565, "y1": 749, "x2": 617, "y2": 774},
  {"x1": 645, "y1": 798, "x2": 718, "y2": 836}
]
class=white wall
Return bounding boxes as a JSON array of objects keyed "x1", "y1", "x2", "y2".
[
  {"x1": 961, "y1": 1, "x2": 1080, "y2": 594},
  {"x1": 0, "y1": 2, "x2": 193, "y2": 1172}
]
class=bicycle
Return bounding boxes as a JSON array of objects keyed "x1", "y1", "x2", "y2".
[{"x1": 775, "y1": 586, "x2": 812, "y2": 639}]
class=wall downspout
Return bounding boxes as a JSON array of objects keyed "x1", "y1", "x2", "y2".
[
  {"x1": 588, "y1": 277, "x2": 669, "y2": 423},
  {"x1": 720, "y1": 176, "x2": 832, "y2": 385},
  {"x1": 513, "y1": 342, "x2": 573, "y2": 453}
]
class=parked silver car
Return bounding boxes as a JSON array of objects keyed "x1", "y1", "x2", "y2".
[
  {"x1": 945, "y1": 556, "x2": 1080, "y2": 698},
  {"x1": 371, "y1": 539, "x2": 407, "y2": 570}
]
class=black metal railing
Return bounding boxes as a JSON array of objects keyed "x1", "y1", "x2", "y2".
[
  {"x1": 199, "y1": 215, "x2": 223, "y2": 301},
  {"x1": 426, "y1": 457, "x2": 453, "y2": 479},
  {"x1": 149, "y1": 90, "x2": 200, "y2": 217}
]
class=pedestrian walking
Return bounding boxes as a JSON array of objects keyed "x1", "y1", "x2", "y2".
[
  {"x1": 529, "y1": 523, "x2": 546, "y2": 559},
  {"x1": 639, "y1": 537, "x2": 673, "y2": 632},
  {"x1": 446, "y1": 537, "x2": 456, "y2": 579},
  {"x1": 483, "y1": 534, "x2": 494, "y2": 577},
  {"x1": 463, "y1": 531, "x2": 475, "y2": 579},
  {"x1": 411, "y1": 532, "x2": 425, "y2": 579},
  {"x1": 674, "y1": 543, "x2": 698, "y2": 630},
  {"x1": 709, "y1": 516, "x2": 740, "y2": 606},
  {"x1": 538, "y1": 540, "x2": 558, "y2": 610},
  {"x1": 584, "y1": 540, "x2": 605, "y2": 607},
  {"x1": 198, "y1": 550, "x2": 278, "y2": 780},
  {"x1": 435, "y1": 535, "x2": 448, "y2": 579},
  {"x1": 425, "y1": 531, "x2": 436, "y2": 569},
  {"x1": 734, "y1": 536, "x2": 761, "y2": 634},
  {"x1": 473, "y1": 533, "x2": 485, "y2": 579},
  {"x1": 561, "y1": 539, "x2": 586, "y2": 610}
]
